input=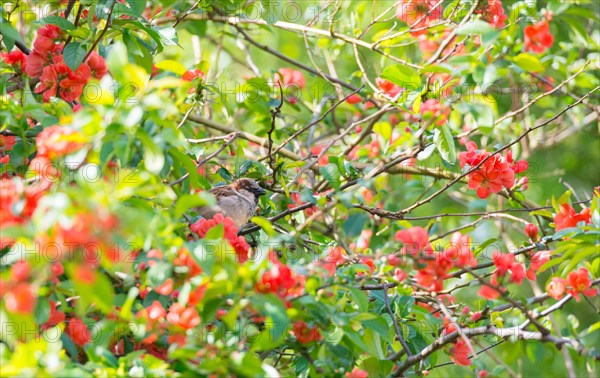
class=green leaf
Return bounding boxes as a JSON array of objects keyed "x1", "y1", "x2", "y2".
[
  {"x1": 34, "y1": 298, "x2": 51, "y2": 325},
  {"x1": 0, "y1": 17, "x2": 23, "y2": 51},
  {"x1": 455, "y1": 20, "x2": 496, "y2": 35},
  {"x1": 433, "y1": 125, "x2": 457, "y2": 163},
  {"x1": 38, "y1": 15, "x2": 76, "y2": 30},
  {"x1": 394, "y1": 296, "x2": 415, "y2": 317},
  {"x1": 348, "y1": 287, "x2": 369, "y2": 312},
  {"x1": 381, "y1": 64, "x2": 422, "y2": 91},
  {"x1": 362, "y1": 357, "x2": 394, "y2": 377},
  {"x1": 250, "y1": 294, "x2": 289, "y2": 351},
  {"x1": 530, "y1": 209, "x2": 554, "y2": 218},
  {"x1": 63, "y1": 42, "x2": 87, "y2": 71},
  {"x1": 343, "y1": 213, "x2": 369, "y2": 237},
  {"x1": 250, "y1": 216, "x2": 275, "y2": 236},
  {"x1": 557, "y1": 190, "x2": 572, "y2": 205},
  {"x1": 512, "y1": 54, "x2": 545, "y2": 73},
  {"x1": 137, "y1": 130, "x2": 165, "y2": 175},
  {"x1": 155, "y1": 27, "x2": 178, "y2": 46},
  {"x1": 174, "y1": 193, "x2": 213, "y2": 219}
]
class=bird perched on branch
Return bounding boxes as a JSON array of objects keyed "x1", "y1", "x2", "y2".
[{"x1": 196, "y1": 178, "x2": 266, "y2": 227}]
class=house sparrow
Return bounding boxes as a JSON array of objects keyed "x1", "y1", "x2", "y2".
[{"x1": 196, "y1": 178, "x2": 266, "y2": 227}]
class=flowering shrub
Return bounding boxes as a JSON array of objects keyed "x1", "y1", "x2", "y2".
[{"x1": 0, "y1": 1, "x2": 598, "y2": 377}]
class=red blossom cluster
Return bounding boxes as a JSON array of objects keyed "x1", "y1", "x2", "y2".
[
  {"x1": 256, "y1": 257, "x2": 305, "y2": 298},
  {"x1": 36, "y1": 125, "x2": 86, "y2": 159},
  {"x1": 292, "y1": 320, "x2": 322, "y2": 344},
  {"x1": 524, "y1": 19, "x2": 554, "y2": 54},
  {"x1": 26, "y1": 25, "x2": 107, "y2": 103},
  {"x1": 395, "y1": 228, "x2": 476, "y2": 291},
  {"x1": 459, "y1": 142, "x2": 528, "y2": 199},
  {"x1": 0, "y1": 135, "x2": 16, "y2": 165},
  {"x1": 1, "y1": 49, "x2": 27, "y2": 71},
  {"x1": 450, "y1": 339, "x2": 471, "y2": 366},
  {"x1": 420, "y1": 99, "x2": 451, "y2": 127},
  {"x1": 477, "y1": 251, "x2": 528, "y2": 299},
  {"x1": 477, "y1": 0, "x2": 508, "y2": 28},
  {"x1": 136, "y1": 299, "x2": 201, "y2": 347},
  {"x1": 376, "y1": 77, "x2": 402, "y2": 98},
  {"x1": 395, "y1": 0, "x2": 443, "y2": 36},
  {"x1": 553, "y1": 203, "x2": 591, "y2": 231},
  {"x1": 288, "y1": 192, "x2": 317, "y2": 216},
  {"x1": 65, "y1": 317, "x2": 92, "y2": 346},
  {"x1": 190, "y1": 213, "x2": 251, "y2": 263},
  {"x1": 0, "y1": 176, "x2": 50, "y2": 249},
  {"x1": 275, "y1": 67, "x2": 306, "y2": 103},
  {"x1": 547, "y1": 268, "x2": 597, "y2": 301}
]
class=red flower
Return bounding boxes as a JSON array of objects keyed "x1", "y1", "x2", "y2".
[
  {"x1": 10, "y1": 261, "x2": 30, "y2": 282},
  {"x1": 509, "y1": 263, "x2": 526, "y2": 285},
  {"x1": 395, "y1": 227, "x2": 433, "y2": 255},
  {"x1": 36, "y1": 126, "x2": 85, "y2": 159},
  {"x1": 459, "y1": 142, "x2": 519, "y2": 199},
  {"x1": 173, "y1": 249, "x2": 202, "y2": 277},
  {"x1": 73, "y1": 264, "x2": 97, "y2": 284},
  {"x1": 59, "y1": 63, "x2": 91, "y2": 102},
  {"x1": 442, "y1": 232, "x2": 477, "y2": 268},
  {"x1": 154, "y1": 278, "x2": 174, "y2": 295},
  {"x1": 25, "y1": 50, "x2": 50, "y2": 78},
  {"x1": 396, "y1": 0, "x2": 442, "y2": 36},
  {"x1": 525, "y1": 223, "x2": 539, "y2": 241},
  {"x1": 33, "y1": 25, "x2": 61, "y2": 53},
  {"x1": 319, "y1": 246, "x2": 346, "y2": 275},
  {"x1": 547, "y1": 277, "x2": 567, "y2": 300},
  {"x1": 1, "y1": 50, "x2": 27, "y2": 70},
  {"x1": 478, "y1": 274, "x2": 502, "y2": 299},
  {"x1": 376, "y1": 78, "x2": 402, "y2": 98},
  {"x1": 35, "y1": 64, "x2": 59, "y2": 101},
  {"x1": 147, "y1": 300, "x2": 167, "y2": 321},
  {"x1": 182, "y1": 69, "x2": 205, "y2": 81},
  {"x1": 492, "y1": 252, "x2": 515, "y2": 276},
  {"x1": 0, "y1": 135, "x2": 16, "y2": 153},
  {"x1": 346, "y1": 94, "x2": 362, "y2": 104},
  {"x1": 554, "y1": 204, "x2": 591, "y2": 231},
  {"x1": 4, "y1": 282, "x2": 36, "y2": 314},
  {"x1": 346, "y1": 368, "x2": 369, "y2": 378},
  {"x1": 65, "y1": 317, "x2": 92, "y2": 346},
  {"x1": 420, "y1": 99, "x2": 450, "y2": 127},
  {"x1": 479, "y1": 0, "x2": 508, "y2": 28},
  {"x1": 275, "y1": 67, "x2": 306, "y2": 89},
  {"x1": 526, "y1": 250, "x2": 551, "y2": 280},
  {"x1": 292, "y1": 321, "x2": 322, "y2": 344},
  {"x1": 86, "y1": 51, "x2": 108, "y2": 79},
  {"x1": 394, "y1": 268, "x2": 408, "y2": 282},
  {"x1": 41, "y1": 300, "x2": 66, "y2": 330},
  {"x1": 566, "y1": 268, "x2": 598, "y2": 301},
  {"x1": 190, "y1": 214, "x2": 251, "y2": 263},
  {"x1": 358, "y1": 256, "x2": 375, "y2": 273},
  {"x1": 450, "y1": 339, "x2": 471, "y2": 366},
  {"x1": 167, "y1": 303, "x2": 201, "y2": 330},
  {"x1": 524, "y1": 20, "x2": 554, "y2": 53},
  {"x1": 256, "y1": 260, "x2": 303, "y2": 297}
]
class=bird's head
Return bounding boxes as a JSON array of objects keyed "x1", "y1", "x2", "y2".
[{"x1": 234, "y1": 178, "x2": 266, "y2": 197}]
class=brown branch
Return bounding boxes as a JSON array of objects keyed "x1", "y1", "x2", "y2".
[
  {"x1": 82, "y1": 0, "x2": 116, "y2": 61},
  {"x1": 168, "y1": 132, "x2": 239, "y2": 187},
  {"x1": 383, "y1": 284, "x2": 413, "y2": 357},
  {"x1": 267, "y1": 82, "x2": 284, "y2": 187},
  {"x1": 399, "y1": 85, "x2": 599, "y2": 216},
  {"x1": 391, "y1": 325, "x2": 595, "y2": 376}
]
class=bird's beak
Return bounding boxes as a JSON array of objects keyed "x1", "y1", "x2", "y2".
[{"x1": 257, "y1": 187, "x2": 266, "y2": 196}]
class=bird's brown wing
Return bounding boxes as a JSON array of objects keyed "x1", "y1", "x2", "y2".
[{"x1": 194, "y1": 185, "x2": 253, "y2": 227}]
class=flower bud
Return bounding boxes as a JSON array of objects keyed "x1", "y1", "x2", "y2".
[{"x1": 525, "y1": 223, "x2": 539, "y2": 241}]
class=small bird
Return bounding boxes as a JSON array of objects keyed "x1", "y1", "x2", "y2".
[{"x1": 196, "y1": 178, "x2": 266, "y2": 227}]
